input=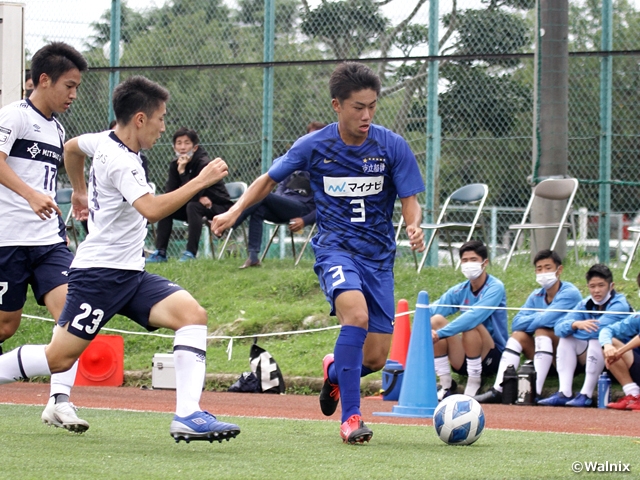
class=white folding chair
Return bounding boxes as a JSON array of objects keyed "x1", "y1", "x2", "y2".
[
  {"x1": 55, "y1": 188, "x2": 80, "y2": 249},
  {"x1": 417, "y1": 183, "x2": 489, "y2": 273},
  {"x1": 503, "y1": 178, "x2": 579, "y2": 271},
  {"x1": 622, "y1": 226, "x2": 640, "y2": 280},
  {"x1": 216, "y1": 182, "x2": 248, "y2": 259},
  {"x1": 259, "y1": 220, "x2": 316, "y2": 265}
]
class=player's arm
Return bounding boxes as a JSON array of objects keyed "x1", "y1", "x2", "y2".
[
  {"x1": 0, "y1": 151, "x2": 62, "y2": 220},
  {"x1": 211, "y1": 173, "x2": 277, "y2": 236},
  {"x1": 510, "y1": 293, "x2": 538, "y2": 333},
  {"x1": 64, "y1": 137, "x2": 89, "y2": 221},
  {"x1": 400, "y1": 195, "x2": 424, "y2": 252},
  {"x1": 527, "y1": 288, "x2": 582, "y2": 332},
  {"x1": 134, "y1": 158, "x2": 228, "y2": 224}
]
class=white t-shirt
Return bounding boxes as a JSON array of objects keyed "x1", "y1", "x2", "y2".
[
  {"x1": 0, "y1": 99, "x2": 65, "y2": 246},
  {"x1": 72, "y1": 132, "x2": 152, "y2": 271},
  {"x1": 78, "y1": 130, "x2": 111, "y2": 158}
]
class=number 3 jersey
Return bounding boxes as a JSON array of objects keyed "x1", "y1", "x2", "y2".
[
  {"x1": 268, "y1": 123, "x2": 425, "y2": 270},
  {"x1": 72, "y1": 132, "x2": 152, "y2": 271},
  {"x1": 0, "y1": 99, "x2": 65, "y2": 246}
]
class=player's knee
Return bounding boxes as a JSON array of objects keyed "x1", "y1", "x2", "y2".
[
  {"x1": 0, "y1": 316, "x2": 21, "y2": 342},
  {"x1": 366, "y1": 357, "x2": 386, "y2": 372},
  {"x1": 179, "y1": 303, "x2": 207, "y2": 327},
  {"x1": 430, "y1": 314, "x2": 447, "y2": 329}
]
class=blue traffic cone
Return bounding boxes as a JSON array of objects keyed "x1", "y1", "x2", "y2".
[{"x1": 374, "y1": 291, "x2": 438, "y2": 418}]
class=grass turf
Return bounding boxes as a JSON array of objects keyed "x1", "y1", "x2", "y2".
[{"x1": 0, "y1": 404, "x2": 637, "y2": 479}]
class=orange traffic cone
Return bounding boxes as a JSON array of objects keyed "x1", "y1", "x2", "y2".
[{"x1": 389, "y1": 299, "x2": 411, "y2": 367}]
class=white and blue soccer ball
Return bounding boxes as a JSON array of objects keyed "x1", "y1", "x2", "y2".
[{"x1": 433, "y1": 394, "x2": 485, "y2": 446}]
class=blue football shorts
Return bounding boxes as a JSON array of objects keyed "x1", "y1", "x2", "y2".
[
  {"x1": 314, "y1": 250, "x2": 395, "y2": 334},
  {"x1": 0, "y1": 243, "x2": 73, "y2": 311},
  {"x1": 58, "y1": 268, "x2": 183, "y2": 340}
]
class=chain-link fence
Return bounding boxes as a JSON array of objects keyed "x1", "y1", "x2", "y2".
[{"x1": 20, "y1": 0, "x2": 640, "y2": 263}]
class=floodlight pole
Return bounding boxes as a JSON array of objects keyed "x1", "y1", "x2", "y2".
[
  {"x1": 598, "y1": 1, "x2": 612, "y2": 263},
  {"x1": 108, "y1": 0, "x2": 121, "y2": 124}
]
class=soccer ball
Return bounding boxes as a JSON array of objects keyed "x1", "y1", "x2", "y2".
[{"x1": 433, "y1": 394, "x2": 485, "y2": 445}]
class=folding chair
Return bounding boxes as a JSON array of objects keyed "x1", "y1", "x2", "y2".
[
  {"x1": 502, "y1": 178, "x2": 579, "y2": 271},
  {"x1": 395, "y1": 215, "x2": 419, "y2": 269},
  {"x1": 417, "y1": 183, "x2": 489, "y2": 273},
  {"x1": 259, "y1": 220, "x2": 316, "y2": 265},
  {"x1": 55, "y1": 188, "x2": 80, "y2": 249},
  {"x1": 215, "y1": 181, "x2": 248, "y2": 259},
  {"x1": 622, "y1": 226, "x2": 640, "y2": 280}
]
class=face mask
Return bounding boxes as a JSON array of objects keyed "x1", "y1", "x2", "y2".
[
  {"x1": 175, "y1": 149, "x2": 194, "y2": 159},
  {"x1": 536, "y1": 271, "x2": 558, "y2": 290},
  {"x1": 591, "y1": 289, "x2": 612, "y2": 306},
  {"x1": 461, "y1": 261, "x2": 484, "y2": 281}
]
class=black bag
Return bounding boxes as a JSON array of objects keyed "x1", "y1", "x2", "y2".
[
  {"x1": 249, "y1": 342, "x2": 285, "y2": 394},
  {"x1": 228, "y1": 372, "x2": 260, "y2": 393}
]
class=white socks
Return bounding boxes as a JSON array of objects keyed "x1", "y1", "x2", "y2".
[
  {"x1": 173, "y1": 325, "x2": 207, "y2": 417},
  {"x1": 434, "y1": 355, "x2": 452, "y2": 390},
  {"x1": 556, "y1": 336, "x2": 587, "y2": 397},
  {"x1": 464, "y1": 356, "x2": 483, "y2": 396},
  {"x1": 534, "y1": 336, "x2": 554, "y2": 395},
  {"x1": 622, "y1": 383, "x2": 640, "y2": 396},
  {"x1": 0, "y1": 345, "x2": 51, "y2": 384},
  {"x1": 580, "y1": 339, "x2": 604, "y2": 397},
  {"x1": 493, "y1": 337, "x2": 523, "y2": 392}
]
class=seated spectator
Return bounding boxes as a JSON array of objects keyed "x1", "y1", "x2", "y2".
[
  {"x1": 430, "y1": 240, "x2": 508, "y2": 398},
  {"x1": 598, "y1": 272, "x2": 640, "y2": 410},
  {"x1": 475, "y1": 249, "x2": 582, "y2": 403},
  {"x1": 232, "y1": 121, "x2": 326, "y2": 269},
  {"x1": 538, "y1": 264, "x2": 631, "y2": 407},
  {"x1": 147, "y1": 127, "x2": 232, "y2": 262}
]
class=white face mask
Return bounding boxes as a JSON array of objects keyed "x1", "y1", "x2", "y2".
[
  {"x1": 175, "y1": 149, "x2": 194, "y2": 159},
  {"x1": 536, "y1": 271, "x2": 558, "y2": 290},
  {"x1": 591, "y1": 289, "x2": 612, "y2": 306},
  {"x1": 461, "y1": 261, "x2": 484, "y2": 281}
]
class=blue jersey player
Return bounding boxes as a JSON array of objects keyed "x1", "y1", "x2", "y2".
[
  {"x1": 213, "y1": 62, "x2": 425, "y2": 444},
  {"x1": 475, "y1": 249, "x2": 582, "y2": 403}
]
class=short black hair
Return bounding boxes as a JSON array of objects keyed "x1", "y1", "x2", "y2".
[
  {"x1": 172, "y1": 127, "x2": 199, "y2": 146},
  {"x1": 112, "y1": 76, "x2": 169, "y2": 125},
  {"x1": 459, "y1": 240, "x2": 488, "y2": 261},
  {"x1": 586, "y1": 264, "x2": 613, "y2": 284},
  {"x1": 329, "y1": 62, "x2": 381, "y2": 103},
  {"x1": 533, "y1": 249, "x2": 562, "y2": 267},
  {"x1": 30, "y1": 42, "x2": 87, "y2": 88}
]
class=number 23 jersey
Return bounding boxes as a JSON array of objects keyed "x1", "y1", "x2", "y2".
[
  {"x1": 0, "y1": 99, "x2": 65, "y2": 246},
  {"x1": 268, "y1": 123, "x2": 425, "y2": 270}
]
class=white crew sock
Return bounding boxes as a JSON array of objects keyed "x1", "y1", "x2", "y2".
[
  {"x1": 556, "y1": 336, "x2": 587, "y2": 397},
  {"x1": 434, "y1": 355, "x2": 452, "y2": 389},
  {"x1": 493, "y1": 337, "x2": 522, "y2": 392},
  {"x1": 622, "y1": 383, "x2": 640, "y2": 396},
  {"x1": 173, "y1": 325, "x2": 207, "y2": 417},
  {"x1": 580, "y1": 339, "x2": 605, "y2": 397},
  {"x1": 534, "y1": 336, "x2": 554, "y2": 395},
  {"x1": 464, "y1": 356, "x2": 483, "y2": 396},
  {"x1": 0, "y1": 345, "x2": 50, "y2": 384}
]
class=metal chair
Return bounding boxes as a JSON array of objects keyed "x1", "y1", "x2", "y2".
[
  {"x1": 503, "y1": 178, "x2": 579, "y2": 271},
  {"x1": 417, "y1": 183, "x2": 489, "y2": 273},
  {"x1": 622, "y1": 226, "x2": 640, "y2": 280},
  {"x1": 259, "y1": 220, "x2": 316, "y2": 266},
  {"x1": 215, "y1": 181, "x2": 249, "y2": 259},
  {"x1": 55, "y1": 188, "x2": 80, "y2": 249}
]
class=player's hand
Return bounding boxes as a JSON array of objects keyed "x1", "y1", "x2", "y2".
[
  {"x1": 406, "y1": 225, "x2": 425, "y2": 252},
  {"x1": 199, "y1": 196, "x2": 213, "y2": 209},
  {"x1": 71, "y1": 191, "x2": 89, "y2": 221},
  {"x1": 198, "y1": 158, "x2": 228, "y2": 188},
  {"x1": 432, "y1": 329, "x2": 440, "y2": 343},
  {"x1": 572, "y1": 319, "x2": 599, "y2": 333},
  {"x1": 288, "y1": 217, "x2": 304, "y2": 232},
  {"x1": 602, "y1": 344, "x2": 620, "y2": 367},
  {"x1": 27, "y1": 191, "x2": 62, "y2": 220},
  {"x1": 211, "y1": 210, "x2": 239, "y2": 237}
]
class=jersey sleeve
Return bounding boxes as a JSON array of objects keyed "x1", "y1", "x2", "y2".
[
  {"x1": 599, "y1": 314, "x2": 640, "y2": 345},
  {"x1": 389, "y1": 135, "x2": 425, "y2": 198},
  {"x1": 527, "y1": 284, "x2": 583, "y2": 332},
  {"x1": 554, "y1": 300, "x2": 588, "y2": 337},
  {"x1": 0, "y1": 105, "x2": 25, "y2": 157},
  {"x1": 268, "y1": 137, "x2": 312, "y2": 184},
  {"x1": 430, "y1": 286, "x2": 462, "y2": 319},
  {"x1": 110, "y1": 152, "x2": 152, "y2": 205},
  {"x1": 510, "y1": 292, "x2": 538, "y2": 333},
  {"x1": 77, "y1": 132, "x2": 108, "y2": 158}
]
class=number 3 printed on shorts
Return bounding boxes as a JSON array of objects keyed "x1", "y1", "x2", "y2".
[
  {"x1": 329, "y1": 265, "x2": 346, "y2": 287},
  {"x1": 71, "y1": 303, "x2": 105, "y2": 336}
]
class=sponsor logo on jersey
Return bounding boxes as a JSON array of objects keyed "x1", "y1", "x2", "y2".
[
  {"x1": 0, "y1": 126, "x2": 10, "y2": 145},
  {"x1": 323, "y1": 176, "x2": 384, "y2": 197},
  {"x1": 131, "y1": 168, "x2": 147, "y2": 186},
  {"x1": 33, "y1": 124, "x2": 41, "y2": 133},
  {"x1": 362, "y1": 156, "x2": 386, "y2": 174},
  {"x1": 27, "y1": 142, "x2": 42, "y2": 158}
]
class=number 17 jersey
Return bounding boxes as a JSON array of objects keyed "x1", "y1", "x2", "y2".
[
  {"x1": 268, "y1": 123, "x2": 425, "y2": 270},
  {"x1": 0, "y1": 99, "x2": 65, "y2": 246}
]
